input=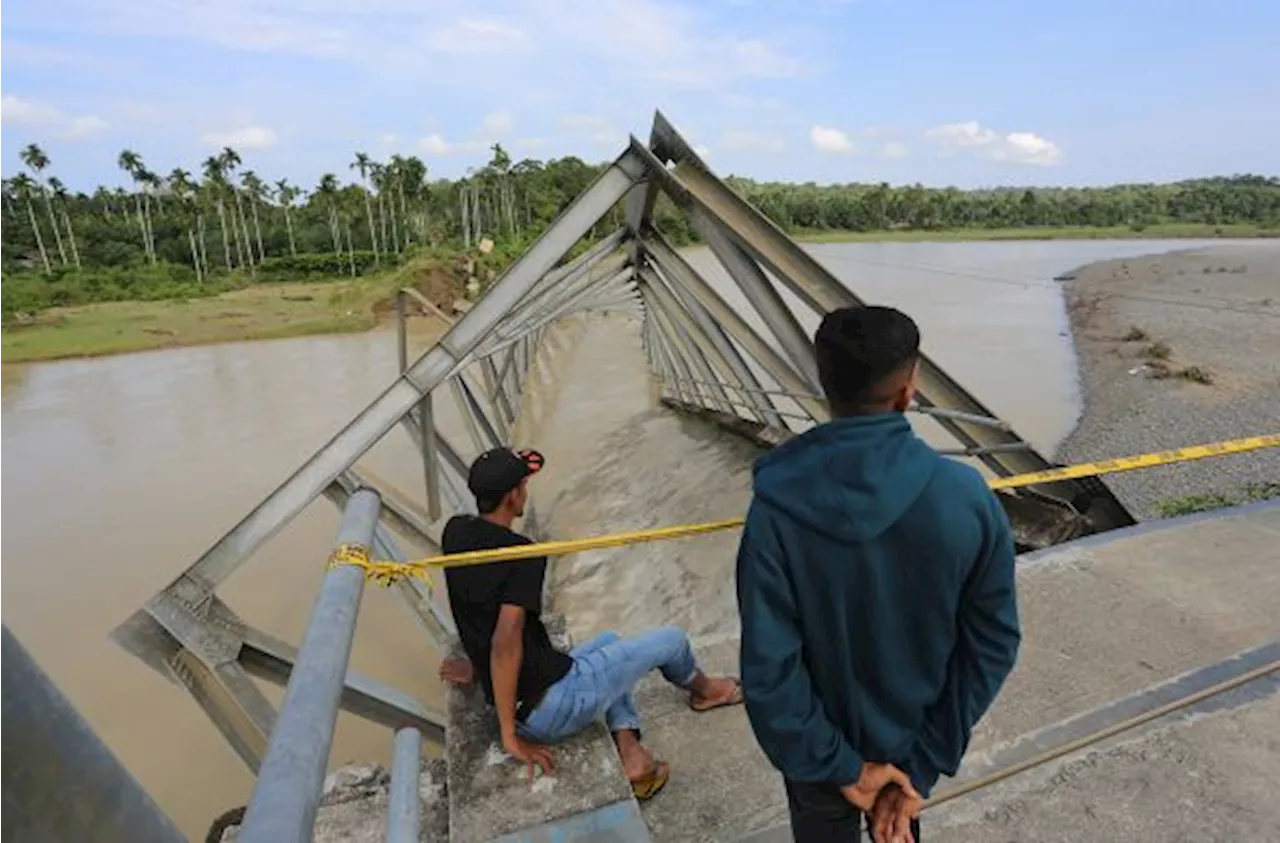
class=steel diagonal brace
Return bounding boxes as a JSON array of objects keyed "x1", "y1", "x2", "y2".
[
  {"x1": 640, "y1": 231, "x2": 828, "y2": 421},
  {"x1": 642, "y1": 116, "x2": 1132, "y2": 528},
  {"x1": 640, "y1": 283, "x2": 731, "y2": 414},
  {"x1": 638, "y1": 267, "x2": 752, "y2": 420},
  {"x1": 641, "y1": 259, "x2": 783, "y2": 427},
  {"x1": 137, "y1": 149, "x2": 646, "y2": 605}
]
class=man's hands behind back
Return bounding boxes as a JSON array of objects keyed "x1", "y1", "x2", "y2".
[
  {"x1": 839, "y1": 761, "x2": 919, "y2": 813},
  {"x1": 871, "y1": 783, "x2": 923, "y2": 843}
]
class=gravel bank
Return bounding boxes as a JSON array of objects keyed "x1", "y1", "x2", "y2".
[{"x1": 1056, "y1": 243, "x2": 1280, "y2": 518}]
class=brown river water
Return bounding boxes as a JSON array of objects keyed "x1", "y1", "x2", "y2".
[{"x1": 0, "y1": 239, "x2": 1245, "y2": 837}]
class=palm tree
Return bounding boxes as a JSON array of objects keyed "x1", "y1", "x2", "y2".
[
  {"x1": 218, "y1": 146, "x2": 252, "y2": 272},
  {"x1": 140, "y1": 169, "x2": 163, "y2": 260},
  {"x1": 315, "y1": 173, "x2": 343, "y2": 256},
  {"x1": 48, "y1": 177, "x2": 82, "y2": 269},
  {"x1": 169, "y1": 168, "x2": 205, "y2": 280},
  {"x1": 22, "y1": 144, "x2": 68, "y2": 265},
  {"x1": 240, "y1": 170, "x2": 268, "y2": 262},
  {"x1": 275, "y1": 178, "x2": 300, "y2": 256},
  {"x1": 2, "y1": 178, "x2": 17, "y2": 220},
  {"x1": 11, "y1": 173, "x2": 52, "y2": 273},
  {"x1": 117, "y1": 149, "x2": 156, "y2": 264},
  {"x1": 202, "y1": 156, "x2": 234, "y2": 271},
  {"x1": 350, "y1": 151, "x2": 381, "y2": 261}
]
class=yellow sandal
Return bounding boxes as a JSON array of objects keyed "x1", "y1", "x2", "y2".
[{"x1": 630, "y1": 761, "x2": 670, "y2": 801}]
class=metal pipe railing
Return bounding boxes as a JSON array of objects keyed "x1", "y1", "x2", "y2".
[
  {"x1": 387, "y1": 727, "x2": 423, "y2": 842},
  {"x1": 2, "y1": 626, "x2": 186, "y2": 843},
  {"x1": 238, "y1": 488, "x2": 382, "y2": 843}
]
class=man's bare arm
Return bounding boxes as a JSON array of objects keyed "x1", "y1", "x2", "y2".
[{"x1": 491, "y1": 604, "x2": 554, "y2": 777}]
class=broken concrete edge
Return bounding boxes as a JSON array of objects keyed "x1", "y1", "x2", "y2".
[
  {"x1": 444, "y1": 615, "x2": 643, "y2": 842},
  {"x1": 1019, "y1": 496, "x2": 1280, "y2": 565},
  {"x1": 214, "y1": 758, "x2": 449, "y2": 843}
]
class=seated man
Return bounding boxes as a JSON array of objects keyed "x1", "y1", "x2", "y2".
[{"x1": 439, "y1": 446, "x2": 742, "y2": 800}]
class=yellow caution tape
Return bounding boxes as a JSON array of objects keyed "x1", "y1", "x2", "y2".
[
  {"x1": 987, "y1": 433, "x2": 1280, "y2": 490},
  {"x1": 332, "y1": 433, "x2": 1279, "y2": 584}
]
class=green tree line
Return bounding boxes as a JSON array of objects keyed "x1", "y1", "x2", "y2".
[
  {"x1": 3, "y1": 138, "x2": 1278, "y2": 319},
  {"x1": 721, "y1": 174, "x2": 1280, "y2": 233}
]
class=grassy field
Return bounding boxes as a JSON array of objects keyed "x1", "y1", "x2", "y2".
[
  {"x1": 1, "y1": 259, "x2": 458, "y2": 363},
  {"x1": 794, "y1": 222, "x2": 1279, "y2": 243}
]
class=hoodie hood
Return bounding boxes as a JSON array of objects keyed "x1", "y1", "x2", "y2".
[{"x1": 753, "y1": 413, "x2": 939, "y2": 543}]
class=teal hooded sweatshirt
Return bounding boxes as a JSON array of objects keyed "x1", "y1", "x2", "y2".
[{"x1": 736, "y1": 412, "x2": 1020, "y2": 795}]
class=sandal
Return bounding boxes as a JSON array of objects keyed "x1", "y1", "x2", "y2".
[
  {"x1": 629, "y1": 761, "x2": 670, "y2": 801},
  {"x1": 689, "y1": 677, "x2": 744, "y2": 712}
]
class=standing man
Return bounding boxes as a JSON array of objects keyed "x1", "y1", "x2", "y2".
[
  {"x1": 440, "y1": 447, "x2": 743, "y2": 801},
  {"x1": 736, "y1": 306, "x2": 1021, "y2": 842}
]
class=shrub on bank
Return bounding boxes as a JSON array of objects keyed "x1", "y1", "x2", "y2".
[
  {"x1": 255, "y1": 251, "x2": 408, "y2": 281},
  {"x1": 1, "y1": 263, "x2": 244, "y2": 320}
]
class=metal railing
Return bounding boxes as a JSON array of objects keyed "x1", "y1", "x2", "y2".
[{"x1": 238, "y1": 489, "x2": 414, "y2": 842}]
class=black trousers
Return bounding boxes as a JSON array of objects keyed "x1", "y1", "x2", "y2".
[{"x1": 785, "y1": 779, "x2": 922, "y2": 842}]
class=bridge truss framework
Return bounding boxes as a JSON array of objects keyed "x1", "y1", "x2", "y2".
[{"x1": 109, "y1": 111, "x2": 1134, "y2": 842}]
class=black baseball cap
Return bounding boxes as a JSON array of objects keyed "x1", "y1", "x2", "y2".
[{"x1": 467, "y1": 448, "x2": 546, "y2": 498}]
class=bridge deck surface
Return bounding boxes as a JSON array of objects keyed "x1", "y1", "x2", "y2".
[{"x1": 456, "y1": 312, "x2": 1280, "y2": 841}]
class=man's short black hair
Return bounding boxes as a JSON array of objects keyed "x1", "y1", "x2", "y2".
[
  {"x1": 475, "y1": 492, "x2": 505, "y2": 515},
  {"x1": 814, "y1": 306, "x2": 920, "y2": 416}
]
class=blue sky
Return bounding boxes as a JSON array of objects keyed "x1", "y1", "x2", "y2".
[{"x1": 3, "y1": 0, "x2": 1277, "y2": 192}]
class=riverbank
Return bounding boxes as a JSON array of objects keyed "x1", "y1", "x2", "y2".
[
  {"x1": 1, "y1": 258, "x2": 462, "y2": 363},
  {"x1": 1055, "y1": 243, "x2": 1280, "y2": 518},
  {"x1": 795, "y1": 222, "x2": 1278, "y2": 243}
]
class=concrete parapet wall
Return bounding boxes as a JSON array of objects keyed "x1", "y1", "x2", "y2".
[{"x1": 444, "y1": 618, "x2": 641, "y2": 842}]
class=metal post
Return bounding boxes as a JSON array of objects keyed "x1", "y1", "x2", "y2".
[
  {"x1": 238, "y1": 488, "x2": 381, "y2": 843},
  {"x1": 396, "y1": 290, "x2": 409, "y2": 374},
  {"x1": 387, "y1": 727, "x2": 422, "y2": 843},
  {"x1": 419, "y1": 392, "x2": 442, "y2": 519},
  {"x1": 457, "y1": 371, "x2": 505, "y2": 447},
  {"x1": 643, "y1": 231, "x2": 827, "y2": 421},
  {"x1": 2, "y1": 627, "x2": 186, "y2": 843},
  {"x1": 397, "y1": 290, "x2": 442, "y2": 519},
  {"x1": 643, "y1": 265, "x2": 779, "y2": 425}
]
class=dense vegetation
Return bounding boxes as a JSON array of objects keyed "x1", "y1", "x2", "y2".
[
  {"x1": 724, "y1": 175, "x2": 1280, "y2": 233},
  {"x1": 3, "y1": 138, "x2": 1278, "y2": 320}
]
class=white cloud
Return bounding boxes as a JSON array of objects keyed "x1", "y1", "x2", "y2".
[
  {"x1": 2, "y1": 96, "x2": 63, "y2": 126},
  {"x1": 723, "y1": 129, "x2": 785, "y2": 154},
  {"x1": 200, "y1": 125, "x2": 278, "y2": 149},
  {"x1": 481, "y1": 110, "x2": 512, "y2": 137},
  {"x1": 527, "y1": 0, "x2": 810, "y2": 92},
  {"x1": 999, "y1": 131, "x2": 1062, "y2": 166},
  {"x1": 925, "y1": 121, "x2": 1062, "y2": 166},
  {"x1": 67, "y1": 115, "x2": 111, "y2": 138},
  {"x1": 427, "y1": 18, "x2": 529, "y2": 53},
  {"x1": 558, "y1": 114, "x2": 623, "y2": 145},
  {"x1": 881, "y1": 141, "x2": 910, "y2": 159},
  {"x1": 419, "y1": 134, "x2": 454, "y2": 155},
  {"x1": 1, "y1": 95, "x2": 110, "y2": 139},
  {"x1": 810, "y1": 124, "x2": 856, "y2": 154}
]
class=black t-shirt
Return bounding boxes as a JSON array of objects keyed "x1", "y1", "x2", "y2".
[{"x1": 442, "y1": 515, "x2": 573, "y2": 705}]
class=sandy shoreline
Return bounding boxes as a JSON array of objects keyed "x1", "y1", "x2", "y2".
[{"x1": 1055, "y1": 243, "x2": 1280, "y2": 518}]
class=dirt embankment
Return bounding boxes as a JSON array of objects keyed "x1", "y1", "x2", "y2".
[{"x1": 1056, "y1": 244, "x2": 1280, "y2": 517}]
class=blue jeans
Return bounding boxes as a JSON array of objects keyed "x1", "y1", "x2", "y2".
[{"x1": 518, "y1": 627, "x2": 699, "y2": 742}]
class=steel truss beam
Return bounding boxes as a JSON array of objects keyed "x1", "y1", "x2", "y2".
[
  {"x1": 115, "y1": 111, "x2": 1133, "y2": 793},
  {"x1": 642, "y1": 112, "x2": 1133, "y2": 530},
  {"x1": 118, "y1": 148, "x2": 644, "y2": 774}
]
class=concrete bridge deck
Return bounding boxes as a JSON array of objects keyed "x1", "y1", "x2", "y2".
[{"x1": 443, "y1": 312, "x2": 1280, "y2": 842}]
